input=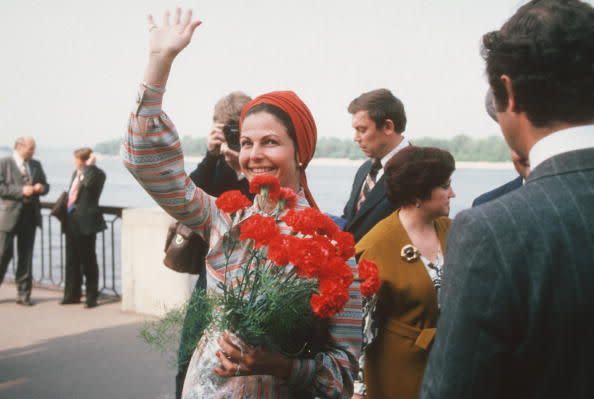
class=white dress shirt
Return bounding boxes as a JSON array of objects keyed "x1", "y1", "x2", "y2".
[
  {"x1": 376, "y1": 137, "x2": 410, "y2": 182},
  {"x1": 12, "y1": 151, "x2": 30, "y2": 178},
  {"x1": 529, "y1": 124, "x2": 594, "y2": 171}
]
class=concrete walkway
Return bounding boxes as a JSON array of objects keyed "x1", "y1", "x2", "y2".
[{"x1": 0, "y1": 284, "x2": 176, "y2": 399}]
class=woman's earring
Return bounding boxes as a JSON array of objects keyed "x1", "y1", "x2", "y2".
[{"x1": 415, "y1": 201, "x2": 421, "y2": 208}]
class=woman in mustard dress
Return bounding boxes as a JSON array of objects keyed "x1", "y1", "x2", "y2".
[{"x1": 353, "y1": 146, "x2": 456, "y2": 399}]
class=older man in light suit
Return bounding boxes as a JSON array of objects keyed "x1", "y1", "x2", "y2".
[
  {"x1": 0, "y1": 137, "x2": 49, "y2": 305},
  {"x1": 421, "y1": 1, "x2": 594, "y2": 398}
]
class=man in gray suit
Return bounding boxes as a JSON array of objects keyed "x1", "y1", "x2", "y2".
[
  {"x1": 421, "y1": 1, "x2": 594, "y2": 398},
  {"x1": 0, "y1": 137, "x2": 49, "y2": 305}
]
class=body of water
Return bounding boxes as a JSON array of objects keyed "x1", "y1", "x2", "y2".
[
  {"x1": 2, "y1": 147, "x2": 517, "y2": 293},
  {"x1": 22, "y1": 148, "x2": 517, "y2": 217}
]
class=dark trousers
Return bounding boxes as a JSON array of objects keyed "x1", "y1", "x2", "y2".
[
  {"x1": 175, "y1": 272, "x2": 207, "y2": 399},
  {"x1": 63, "y1": 217, "x2": 99, "y2": 304},
  {"x1": 0, "y1": 205, "x2": 36, "y2": 300}
]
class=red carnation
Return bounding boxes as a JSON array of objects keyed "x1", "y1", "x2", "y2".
[
  {"x1": 282, "y1": 208, "x2": 336, "y2": 236},
  {"x1": 249, "y1": 175, "x2": 281, "y2": 200},
  {"x1": 318, "y1": 256, "x2": 354, "y2": 289},
  {"x1": 239, "y1": 214, "x2": 280, "y2": 248},
  {"x1": 277, "y1": 187, "x2": 298, "y2": 210},
  {"x1": 317, "y1": 213, "x2": 340, "y2": 237},
  {"x1": 287, "y1": 237, "x2": 327, "y2": 278},
  {"x1": 332, "y1": 231, "x2": 356, "y2": 260},
  {"x1": 282, "y1": 208, "x2": 316, "y2": 236},
  {"x1": 215, "y1": 190, "x2": 252, "y2": 214},
  {"x1": 358, "y1": 259, "x2": 379, "y2": 280},
  {"x1": 360, "y1": 274, "x2": 381, "y2": 297},
  {"x1": 267, "y1": 234, "x2": 297, "y2": 267},
  {"x1": 310, "y1": 279, "x2": 350, "y2": 319},
  {"x1": 358, "y1": 259, "x2": 381, "y2": 297}
]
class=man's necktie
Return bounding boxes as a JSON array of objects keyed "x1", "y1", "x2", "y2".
[
  {"x1": 356, "y1": 158, "x2": 382, "y2": 211},
  {"x1": 20, "y1": 162, "x2": 32, "y2": 203},
  {"x1": 20, "y1": 162, "x2": 31, "y2": 184},
  {"x1": 67, "y1": 172, "x2": 81, "y2": 211}
]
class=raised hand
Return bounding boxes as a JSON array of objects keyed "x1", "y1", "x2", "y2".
[
  {"x1": 147, "y1": 8, "x2": 202, "y2": 60},
  {"x1": 141, "y1": 8, "x2": 202, "y2": 89}
]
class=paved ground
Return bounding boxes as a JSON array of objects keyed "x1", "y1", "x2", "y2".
[{"x1": 0, "y1": 284, "x2": 177, "y2": 399}]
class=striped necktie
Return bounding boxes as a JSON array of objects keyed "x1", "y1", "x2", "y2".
[
  {"x1": 20, "y1": 162, "x2": 31, "y2": 184},
  {"x1": 356, "y1": 159, "x2": 382, "y2": 211}
]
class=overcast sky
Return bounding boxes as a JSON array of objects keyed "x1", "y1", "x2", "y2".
[{"x1": 3, "y1": 0, "x2": 580, "y2": 149}]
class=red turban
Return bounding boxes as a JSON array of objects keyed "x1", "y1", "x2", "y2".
[{"x1": 240, "y1": 91, "x2": 318, "y2": 209}]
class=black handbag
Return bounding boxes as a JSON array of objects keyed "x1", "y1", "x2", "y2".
[
  {"x1": 163, "y1": 221, "x2": 205, "y2": 275},
  {"x1": 50, "y1": 191, "x2": 68, "y2": 225}
]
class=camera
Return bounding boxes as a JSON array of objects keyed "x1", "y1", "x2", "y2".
[{"x1": 222, "y1": 121, "x2": 240, "y2": 152}]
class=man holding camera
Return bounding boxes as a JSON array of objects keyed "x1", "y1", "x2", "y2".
[
  {"x1": 189, "y1": 91, "x2": 252, "y2": 197},
  {"x1": 177, "y1": 91, "x2": 252, "y2": 399}
]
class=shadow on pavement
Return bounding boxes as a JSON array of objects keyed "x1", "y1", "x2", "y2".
[{"x1": 0, "y1": 323, "x2": 175, "y2": 399}]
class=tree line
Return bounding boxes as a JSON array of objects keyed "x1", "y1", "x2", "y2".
[{"x1": 96, "y1": 134, "x2": 511, "y2": 162}]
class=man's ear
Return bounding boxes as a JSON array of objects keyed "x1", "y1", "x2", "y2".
[
  {"x1": 500, "y1": 75, "x2": 516, "y2": 113},
  {"x1": 382, "y1": 119, "x2": 396, "y2": 135}
]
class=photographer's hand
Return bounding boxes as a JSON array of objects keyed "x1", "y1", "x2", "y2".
[
  {"x1": 207, "y1": 123, "x2": 226, "y2": 156},
  {"x1": 143, "y1": 8, "x2": 202, "y2": 89}
]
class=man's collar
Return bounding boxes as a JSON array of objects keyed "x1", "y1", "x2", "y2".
[
  {"x1": 12, "y1": 151, "x2": 25, "y2": 166},
  {"x1": 380, "y1": 136, "x2": 409, "y2": 168},
  {"x1": 529, "y1": 124, "x2": 594, "y2": 170}
]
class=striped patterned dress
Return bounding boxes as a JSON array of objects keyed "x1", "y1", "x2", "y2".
[{"x1": 121, "y1": 84, "x2": 362, "y2": 398}]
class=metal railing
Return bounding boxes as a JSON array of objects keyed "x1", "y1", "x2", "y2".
[{"x1": 7, "y1": 201, "x2": 123, "y2": 297}]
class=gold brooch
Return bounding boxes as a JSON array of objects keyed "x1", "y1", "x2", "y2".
[{"x1": 401, "y1": 244, "x2": 420, "y2": 262}]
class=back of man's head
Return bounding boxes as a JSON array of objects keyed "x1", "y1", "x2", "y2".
[
  {"x1": 482, "y1": 0, "x2": 594, "y2": 128},
  {"x1": 348, "y1": 88, "x2": 407, "y2": 133},
  {"x1": 213, "y1": 91, "x2": 252, "y2": 123}
]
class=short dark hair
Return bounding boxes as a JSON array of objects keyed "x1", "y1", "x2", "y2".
[
  {"x1": 74, "y1": 147, "x2": 93, "y2": 161},
  {"x1": 482, "y1": 0, "x2": 594, "y2": 127},
  {"x1": 348, "y1": 89, "x2": 407, "y2": 133},
  {"x1": 385, "y1": 146, "x2": 455, "y2": 207}
]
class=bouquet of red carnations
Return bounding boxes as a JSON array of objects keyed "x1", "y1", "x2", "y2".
[{"x1": 180, "y1": 175, "x2": 380, "y2": 398}]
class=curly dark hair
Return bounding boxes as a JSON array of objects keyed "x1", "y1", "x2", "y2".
[
  {"x1": 347, "y1": 89, "x2": 407, "y2": 133},
  {"x1": 481, "y1": 0, "x2": 594, "y2": 128},
  {"x1": 385, "y1": 146, "x2": 455, "y2": 207}
]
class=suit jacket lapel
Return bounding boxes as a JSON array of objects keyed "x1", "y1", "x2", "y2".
[
  {"x1": 8, "y1": 158, "x2": 22, "y2": 183},
  {"x1": 345, "y1": 160, "x2": 372, "y2": 222},
  {"x1": 347, "y1": 174, "x2": 387, "y2": 229}
]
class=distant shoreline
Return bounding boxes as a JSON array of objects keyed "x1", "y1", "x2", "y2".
[{"x1": 97, "y1": 153, "x2": 512, "y2": 170}]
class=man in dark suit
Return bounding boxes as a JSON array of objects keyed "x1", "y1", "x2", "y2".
[
  {"x1": 473, "y1": 90, "x2": 530, "y2": 207},
  {"x1": 472, "y1": 150, "x2": 528, "y2": 206},
  {"x1": 60, "y1": 148, "x2": 106, "y2": 308},
  {"x1": 188, "y1": 91, "x2": 251, "y2": 199},
  {"x1": 421, "y1": 1, "x2": 594, "y2": 398},
  {"x1": 0, "y1": 136, "x2": 49, "y2": 305},
  {"x1": 341, "y1": 89, "x2": 409, "y2": 242}
]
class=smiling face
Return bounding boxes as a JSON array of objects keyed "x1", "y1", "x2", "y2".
[
  {"x1": 420, "y1": 178, "x2": 456, "y2": 218},
  {"x1": 239, "y1": 111, "x2": 300, "y2": 191}
]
